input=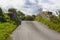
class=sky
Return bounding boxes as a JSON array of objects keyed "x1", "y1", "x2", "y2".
[{"x1": 0, "y1": 0, "x2": 60, "y2": 15}]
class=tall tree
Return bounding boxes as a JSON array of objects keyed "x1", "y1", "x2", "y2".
[
  {"x1": 17, "y1": 11, "x2": 25, "y2": 20},
  {"x1": 0, "y1": 8, "x2": 5, "y2": 22},
  {"x1": 8, "y1": 8, "x2": 18, "y2": 23},
  {"x1": 0, "y1": 8, "x2": 3, "y2": 16}
]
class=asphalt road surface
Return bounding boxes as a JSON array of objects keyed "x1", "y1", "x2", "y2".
[{"x1": 11, "y1": 21, "x2": 60, "y2": 40}]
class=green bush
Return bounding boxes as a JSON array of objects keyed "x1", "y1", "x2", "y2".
[
  {"x1": 0, "y1": 8, "x2": 22, "y2": 40},
  {"x1": 35, "y1": 16, "x2": 60, "y2": 33},
  {"x1": 0, "y1": 22, "x2": 17, "y2": 40},
  {"x1": 25, "y1": 15, "x2": 34, "y2": 21}
]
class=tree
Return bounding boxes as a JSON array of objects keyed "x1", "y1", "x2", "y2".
[
  {"x1": 32, "y1": 15, "x2": 36, "y2": 20},
  {"x1": 0, "y1": 8, "x2": 3, "y2": 16},
  {"x1": 17, "y1": 11, "x2": 25, "y2": 20},
  {"x1": 8, "y1": 8, "x2": 18, "y2": 24},
  {"x1": 58, "y1": 10, "x2": 60, "y2": 19},
  {"x1": 0, "y1": 8, "x2": 5, "y2": 22},
  {"x1": 25, "y1": 15, "x2": 34, "y2": 21},
  {"x1": 8, "y1": 8, "x2": 16, "y2": 18}
]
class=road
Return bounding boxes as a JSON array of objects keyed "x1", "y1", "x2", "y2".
[{"x1": 11, "y1": 21, "x2": 60, "y2": 40}]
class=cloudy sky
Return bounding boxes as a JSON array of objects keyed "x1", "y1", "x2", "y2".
[{"x1": 0, "y1": 0, "x2": 60, "y2": 15}]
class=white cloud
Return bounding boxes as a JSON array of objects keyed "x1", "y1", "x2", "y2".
[
  {"x1": 0, "y1": 0, "x2": 25, "y2": 8},
  {"x1": 0, "y1": 0, "x2": 60, "y2": 15},
  {"x1": 49, "y1": 0, "x2": 60, "y2": 8}
]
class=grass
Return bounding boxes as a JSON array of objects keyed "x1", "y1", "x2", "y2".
[
  {"x1": 35, "y1": 17, "x2": 60, "y2": 33},
  {"x1": 0, "y1": 22, "x2": 17, "y2": 40}
]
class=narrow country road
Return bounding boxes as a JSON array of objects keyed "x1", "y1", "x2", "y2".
[{"x1": 11, "y1": 21, "x2": 60, "y2": 40}]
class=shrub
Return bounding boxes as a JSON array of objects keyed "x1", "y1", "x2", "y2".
[
  {"x1": 0, "y1": 22, "x2": 17, "y2": 40},
  {"x1": 35, "y1": 16, "x2": 60, "y2": 33}
]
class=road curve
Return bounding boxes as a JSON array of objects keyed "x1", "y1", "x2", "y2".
[{"x1": 11, "y1": 21, "x2": 60, "y2": 40}]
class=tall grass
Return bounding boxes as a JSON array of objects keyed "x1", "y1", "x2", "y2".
[
  {"x1": 0, "y1": 22, "x2": 17, "y2": 40},
  {"x1": 35, "y1": 17, "x2": 60, "y2": 33}
]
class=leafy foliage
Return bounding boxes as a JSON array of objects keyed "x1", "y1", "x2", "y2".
[
  {"x1": 0, "y1": 7, "x2": 27, "y2": 40},
  {"x1": 0, "y1": 22, "x2": 16, "y2": 40},
  {"x1": 8, "y1": 8, "x2": 18, "y2": 23},
  {"x1": 0, "y1": 8, "x2": 20, "y2": 40},
  {"x1": 0, "y1": 8, "x2": 5, "y2": 22},
  {"x1": 35, "y1": 11, "x2": 60, "y2": 32},
  {"x1": 25, "y1": 15, "x2": 35, "y2": 21},
  {"x1": 17, "y1": 11, "x2": 25, "y2": 20}
]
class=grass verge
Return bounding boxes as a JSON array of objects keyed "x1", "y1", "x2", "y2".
[
  {"x1": 35, "y1": 17, "x2": 60, "y2": 33},
  {"x1": 0, "y1": 22, "x2": 17, "y2": 40}
]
